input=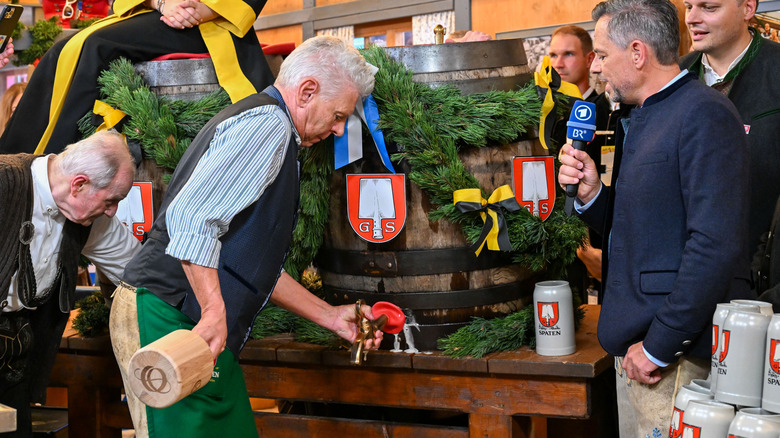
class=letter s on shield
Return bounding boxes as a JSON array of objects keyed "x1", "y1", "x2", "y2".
[{"x1": 347, "y1": 174, "x2": 406, "y2": 243}]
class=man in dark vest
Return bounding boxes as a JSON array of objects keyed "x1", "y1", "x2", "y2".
[
  {"x1": 110, "y1": 36, "x2": 383, "y2": 438},
  {"x1": 680, "y1": 0, "x2": 780, "y2": 293},
  {"x1": 0, "y1": 130, "x2": 139, "y2": 437}
]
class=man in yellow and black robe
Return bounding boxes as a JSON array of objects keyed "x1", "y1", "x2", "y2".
[{"x1": 0, "y1": 0, "x2": 273, "y2": 155}]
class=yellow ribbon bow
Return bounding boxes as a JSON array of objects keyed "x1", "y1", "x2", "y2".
[
  {"x1": 534, "y1": 56, "x2": 583, "y2": 150},
  {"x1": 453, "y1": 185, "x2": 521, "y2": 256},
  {"x1": 92, "y1": 100, "x2": 127, "y2": 132}
]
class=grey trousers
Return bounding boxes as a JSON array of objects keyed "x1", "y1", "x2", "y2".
[{"x1": 615, "y1": 355, "x2": 709, "y2": 438}]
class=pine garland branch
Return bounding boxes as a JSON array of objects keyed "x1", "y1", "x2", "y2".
[
  {"x1": 361, "y1": 46, "x2": 586, "y2": 277},
  {"x1": 438, "y1": 301, "x2": 587, "y2": 358},
  {"x1": 81, "y1": 51, "x2": 588, "y2": 354},
  {"x1": 72, "y1": 291, "x2": 110, "y2": 337}
]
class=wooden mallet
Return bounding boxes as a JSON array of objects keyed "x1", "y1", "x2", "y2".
[{"x1": 127, "y1": 329, "x2": 214, "y2": 408}]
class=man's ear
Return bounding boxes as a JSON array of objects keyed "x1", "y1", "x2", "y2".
[
  {"x1": 743, "y1": 0, "x2": 757, "y2": 21},
  {"x1": 297, "y1": 78, "x2": 319, "y2": 107},
  {"x1": 70, "y1": 174, "x2": 89, "y2": 197},
  {"x1": 631, "y1": 40, "x2": 646, "y2": 69},
  {"x1": 586, "y1": 51, "x2": 596, "y2": 69}
]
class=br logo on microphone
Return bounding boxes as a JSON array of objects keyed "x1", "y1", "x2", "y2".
[{"x1": 566, "y1": 100, "x2": 597, "y2": 143}]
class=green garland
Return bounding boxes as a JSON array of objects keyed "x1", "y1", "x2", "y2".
[
  {"x1": 11, "y1": 17, "x2": 101, "y2": 67},
  {"x1": 76, "y1": 52, "x2": 587, "y2": 356},
  {"x1": 78, "y1": 58, "x2": 231, "y2": 179},
  {"x1": 362, "y1": 46, "x2": 585, "y2": 275}
]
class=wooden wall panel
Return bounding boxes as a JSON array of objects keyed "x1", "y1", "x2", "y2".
[
  {"x1": 259, "y1": 0, "x2": 303, "y2": 16},
  {"x1": 471, "y1": 0, "x2": 594, "y2": 37},
  {"x1": 316, "y1": 0, "x2": 355, "y2": 6},
  {"x1": 255, "y1": 0, "x2": 692, "y2": 54},
  {"x1": 256, "y1": 25, "x2": 303, "y2": 47}
]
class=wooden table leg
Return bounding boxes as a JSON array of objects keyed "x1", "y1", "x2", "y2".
[
  {"x1": 67, "y1": 384, "x2": 123, "y2": 438},
  {"x1": 469, "y1": 415, "x2": 549, "y2": 438},
  {"x1": 469, "y1": 413, "x2": 525, "y2": 438}
]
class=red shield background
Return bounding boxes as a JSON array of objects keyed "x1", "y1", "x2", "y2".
[
  {"x1": 347, "y1": 174, "x2": 406, "y2": 243},
  {"x1": 712, "y1": 325, "x2": 719, "y2": 356},
  {"x1": 512, "y1": 156, "x2": 556, "y2": 221},
  {"x1": 537, "y1": 301, "x2": 559, "y2": 327},
  {"x1": 683, "y1": 425, "x2": 701, "y2": 438},
  {"x1": 719, "y1": 330, "x2": 731, "y2": 364},
  {"x1": 771, "y1": 339, "x2": 780, "y2": 374},
  {"x1": 115, "y1": 181, "x2": 153, "y2": 242}
]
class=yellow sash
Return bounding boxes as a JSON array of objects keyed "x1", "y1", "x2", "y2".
[
  {"x1": 36, "y1": 9, "x2": 151, "y2": 154},
  {"x1": 36, "y1": 3, "x2": 258, "y2": 153},
  {"x1": 534, "y1": 56, "x2": 583, "y2": 150}
]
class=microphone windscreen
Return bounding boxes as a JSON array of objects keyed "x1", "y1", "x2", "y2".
[{"x1": 566, "y1": 100, "x2": 597, "y2": 143}]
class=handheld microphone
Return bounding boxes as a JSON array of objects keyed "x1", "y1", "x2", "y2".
[{"x1": 564, "y1": 100, "x2": 597, "y2": 198}]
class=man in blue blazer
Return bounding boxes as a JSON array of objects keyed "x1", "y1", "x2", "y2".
[{"x1": 558, "y1": 0, "x2": 753, "y2": 436}]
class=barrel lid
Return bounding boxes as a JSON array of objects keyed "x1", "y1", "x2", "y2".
[{"x1": 384, "y1": 38, "x2": 529, "y2": 75}]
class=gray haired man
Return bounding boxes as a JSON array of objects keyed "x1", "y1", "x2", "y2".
[{"x1": 0, "y1": 130, "x2": 139, "y2": 437}]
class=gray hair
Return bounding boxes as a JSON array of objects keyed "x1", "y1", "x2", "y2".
[
  {"x1": 592, "y1": 0, "x2": 680, "y2": 65},
  {"x1": 275, "y1": 36, "x2": 375, "y2": 100},
  {"x1": 56, "y1": 130, "x2": 133, "y2": 190}
]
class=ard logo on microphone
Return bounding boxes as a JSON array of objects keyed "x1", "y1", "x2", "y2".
[
  {"x1": 512, "y1": 157, "x2": 555, "y2": 221},
  {"x1": 347, "y1": 174, "x2": 406, "y2": 243}
]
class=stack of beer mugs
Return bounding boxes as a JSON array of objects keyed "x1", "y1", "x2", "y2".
[{"x1": 669, "y1": 299, "x2": 780, "y2": 438}]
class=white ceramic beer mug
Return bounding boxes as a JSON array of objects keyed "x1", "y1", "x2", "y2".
[
  {"x1": 715, "y1": 308, "x2": 771, "y2": 406},
  {"x1": 711, "y1": 303, "x2": 760, "y2": 394},
  {"x1": 533, "y1": 280, "x2": 576, "y2": 356},
  {"x1": 762, "y1": 314, "x2": 780, "y2": 413},
  {"x1": 670, "y1": 383, "x2": 714, "y2": 438},
  {"x1": 731, "y1": 299, "x2": 774, "y2": 316},
  {"x1": 682, "y1": 399, "x2": 735, "y2": 438},
  {"x1": 727, "y1": 407, "x2": 780, "y2": 438}
]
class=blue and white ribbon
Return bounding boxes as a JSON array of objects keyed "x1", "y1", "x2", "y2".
[{"x1": 334, "y1": 94, "x2": 396, "y2": 174}]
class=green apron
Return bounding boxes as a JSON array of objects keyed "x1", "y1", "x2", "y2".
[{"x1": 136, "y1": 288, "x2": 258, "y2": 438}]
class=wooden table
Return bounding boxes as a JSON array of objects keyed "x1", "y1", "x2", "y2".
[{"x1": 50, "y1": 305, "x2": 612, "y2": 437}]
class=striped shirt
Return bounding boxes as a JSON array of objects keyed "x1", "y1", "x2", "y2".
[{"x1": 165, "y1": 97, "x2": 301, "y2": 268}]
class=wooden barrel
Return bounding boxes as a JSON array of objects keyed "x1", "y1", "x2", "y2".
[
  {"x1": 135, "y1": 58, "x2": 220, "y2": 102},
  {"x1": 384, "y1": 38, "x2": 532, "y2": 95},
  {"x1": 317, "y1": 138, "x2": 541, "y2": 352},
  {"x1": 130, "y1": 58, "x2": 223, "y2": 216}
]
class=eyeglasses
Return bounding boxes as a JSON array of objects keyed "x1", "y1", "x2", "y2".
[{"x1": 61, "y1": 0, "x2": 81, "y2": 20}]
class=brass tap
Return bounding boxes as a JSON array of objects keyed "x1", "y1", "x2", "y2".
[
  {"x1": 350, "y1": 300, "x2": 388, "y2": 365},
  {"x1": 434, "y1": 24, "x2": 446, "y2": 45}
]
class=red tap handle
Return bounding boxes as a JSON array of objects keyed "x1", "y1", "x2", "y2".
[{"x1": 371, "y1": 301, "x2": 405, "y2": 334}]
